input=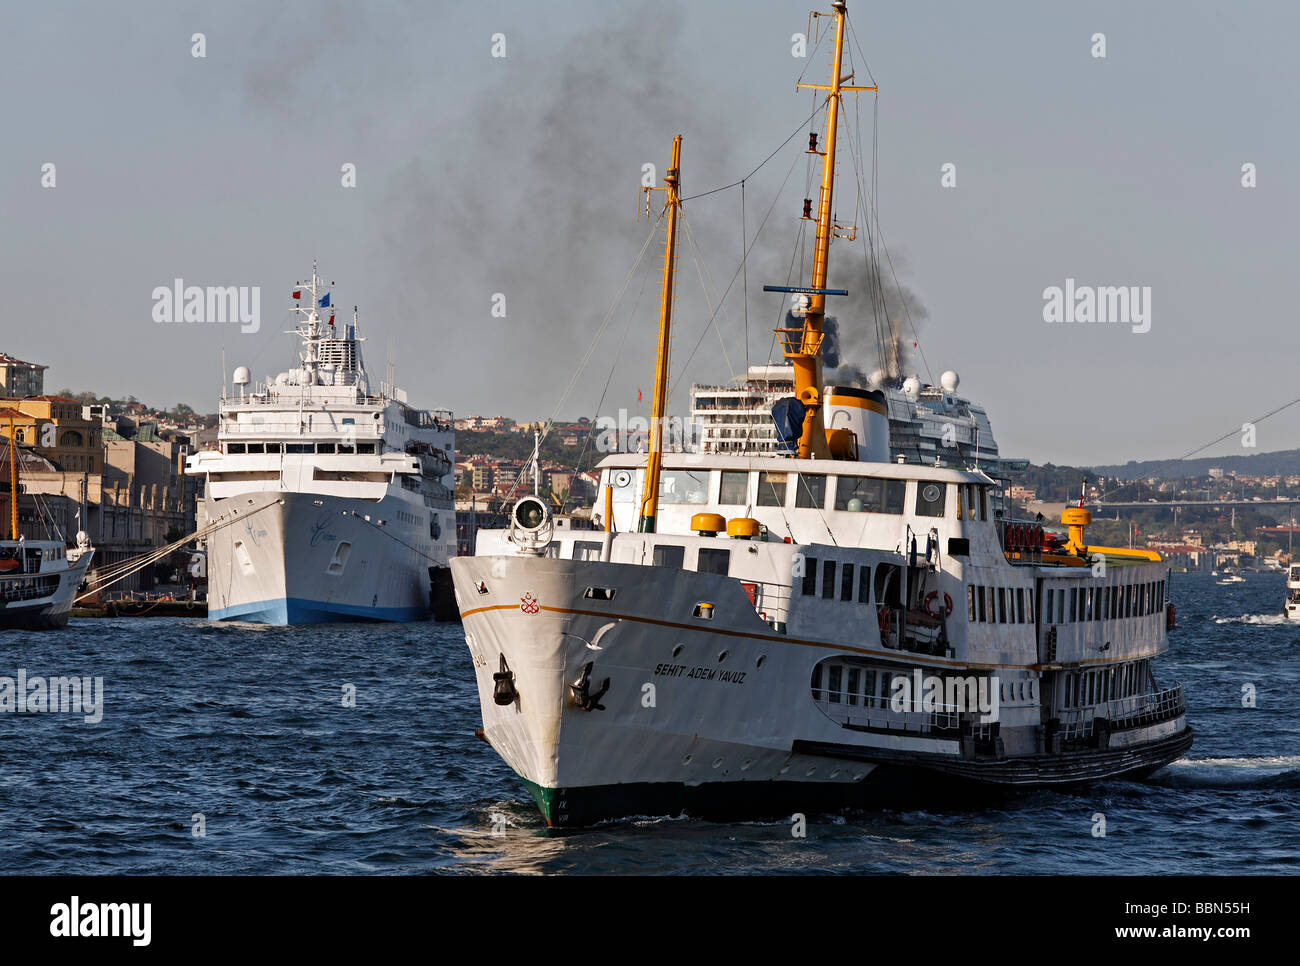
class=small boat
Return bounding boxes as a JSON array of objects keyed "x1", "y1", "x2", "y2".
[
  {"x1": 1, "y1": 418, "x2": 95, "y2": 629},
  {"x1": 1284, "y1": 565, "x2": 1300, "y2": 620}
]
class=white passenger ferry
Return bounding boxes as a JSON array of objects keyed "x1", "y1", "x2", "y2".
[
  {"x1": 186, "y1": 266, "x2": 456, "y2": 624},
  {"x1": 0, "y1": 427, "x2": 94, "y2": 629},
  {"x1": 452, "y1": 2, "x2": 1191, "y2": 826}
]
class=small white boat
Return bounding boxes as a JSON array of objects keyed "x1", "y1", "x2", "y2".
[
  {"x1": 1284, "y1": 565, "x2": 1300, "y2": 620},
  {"x1": 1217, "y1": 574, "x2": 1245, "y2": 585}
]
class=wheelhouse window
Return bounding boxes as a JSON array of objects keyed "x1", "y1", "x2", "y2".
[
  {"x1": 801, "y1": 556, "x2": 818, "y2": 596},
  {"x1": 821, "y1": 560, "x2": 837, "y2": 599},
  {"x1": 718, "y1": 470, "x2": 749, "y2": 506},
  {"x1": 226, "y1": 443, "x2": 246, "y2": 454},
  {"x1": 795, "y1": 474, "x2": 828, "y2": 509},
  {"x1": 572, "y1": 540, "x2": 603, "y2": 561},
  {"x1": 858, "y1": 565, "x2": 871, "y2": 603},
  {"x1": 835, "y1": 477, "x2": 906, "y2": 513},
  {"x1": 915, "y1": 482, "x2": 947, "y2": 518},
  {"x1": 652, "y1": 545, "x2": 685, "y2": 568},
  {"x1": 757, "y1": 471, "x2": 788, "y2": 507},
  {"x1": 658, "y1": 468, "x2": 709, "y2": 505},
  {"x1": 698, "y1": 547, "x2": 730, "y2": 576},
  {"x1": 840, "y1": 563, "x2": 854, "y2": 601}
]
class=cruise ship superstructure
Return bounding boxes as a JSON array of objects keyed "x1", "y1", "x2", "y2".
[
  {"x1": 692, "y1": 364, "x2": 1005, "y2": 472},
  {"x1": 186, "y1": 266, "x2": 456, "y2": 624}
]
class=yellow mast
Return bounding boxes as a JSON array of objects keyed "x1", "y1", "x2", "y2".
[
  {"x1": 638, "y1": 134, "x2": 683, "y2": 533},
  {"x1": 7, "y1": 416, "x2": 16, "y2": 540},
  {"x1": 786, "y1": 0, "x2": 874, "y2": 459}
]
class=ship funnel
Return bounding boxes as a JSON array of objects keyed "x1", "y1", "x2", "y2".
[{"x1": 823, "y1": 386, "x2": 889, "y2": 462}]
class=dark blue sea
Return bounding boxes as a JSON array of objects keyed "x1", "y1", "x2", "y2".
[{"x1": 2, "y1": 573, "x2": 1295, "y2": 874}]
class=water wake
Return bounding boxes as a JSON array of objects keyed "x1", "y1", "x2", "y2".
[{"x1": 1151, "y1": 755, "x2": 1300, "y2": 789}]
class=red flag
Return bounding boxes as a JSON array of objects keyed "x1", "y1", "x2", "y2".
[
  {"x1": 292, "y1": 290, "x2": 301, "y2": 300},
  {"x1": 637, "y1": 388, "x2": 643, "y2": 402}
]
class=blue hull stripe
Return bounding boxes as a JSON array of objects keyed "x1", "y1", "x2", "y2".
[{"x1": 209, "y1": 596, "x2": 427, "y2": 625}]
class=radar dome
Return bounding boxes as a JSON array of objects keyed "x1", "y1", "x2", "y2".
[
  {"x1": 940, "y1": 370, "x2": 960, "y2": 392},
  {"x1": 232, "y1": 366, "x2": 251, "y2": 386},
  {"x1": 902, "y1": 376, "x2": 921, "y2": 401}
]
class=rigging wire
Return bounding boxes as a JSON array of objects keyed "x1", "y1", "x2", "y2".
[
  {"x1": 678, "y1": 100, "x2": 827, "y2": 205},
  {"x1": 491, "y1": 212, "x2": 666, "y2": 512},
  {"x1": 667, "y1": 147, "x2": 804, "y2": 402}
]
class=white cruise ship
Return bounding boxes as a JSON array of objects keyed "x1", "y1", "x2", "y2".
[
  {"x1": 692, "y1": 364, "x2": 1007, "y2": 474},
  {"x1": 185, "y1": 266, "x2": 456, "y2": 624}
]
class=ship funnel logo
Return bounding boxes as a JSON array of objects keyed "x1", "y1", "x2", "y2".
[{"x1": 520, "y1": 592, "x2": 541, "y2": 615}]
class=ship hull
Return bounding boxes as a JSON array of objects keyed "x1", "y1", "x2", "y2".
[
  {"x1": 454, "y1": 554, "x2": 1191, "y2": 828},
  {"x1": 205, "y1": 490, "x2": 453, "y2": 625},
  {"x1": 0, "y1": 552, "x2": 93, "y2": 631}
]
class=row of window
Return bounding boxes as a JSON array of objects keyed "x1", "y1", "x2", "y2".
[
  {"x1": 644, "y1": 468, "x2": 989, "y2": 519},
  {"x1": 1043, "y1": 580, "x2": 1165, "y2": 625},
  {"x1": 810, "y1": 664, "x2": 1033, "y2": 707},
  {"x1": 966, "y1": 584, "x2": 1035, "y2": 624},
  {"x1": 225, "y1": 441, "x2": 377, "y2": 455},
  {"x1": 1062, "y1": 660, "x2": 1152, "y2": 708},
  {"x1": 796, "y1": 556, "x2": 873, "y2": 604},
  {"x1": 812, "y1": 663, "x2": 897, "y2": 705}
]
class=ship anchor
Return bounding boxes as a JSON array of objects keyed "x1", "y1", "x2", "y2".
[
  {"x1": 493, "y1": 654, "x2": 518, "y2": 706},
  {"x1": 568, "y1": 662, "x2": 610, "y2": 712}
]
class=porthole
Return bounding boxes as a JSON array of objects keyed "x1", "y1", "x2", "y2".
[
  {"x1": 756, "y1": 655, "x2": 766, "y2": 668},
  {"x1": 681, "y1": 754, "x2": 693, "y2": 765},
  {"x1": 717, "y1": 649, "x2": 730, "y2": 662},
  {"x1": 672, "y1": 643, "x2": 685, "y2": 658},
  {"x1": 613, "y1": 470, "x2": 632, "y2": 488}
]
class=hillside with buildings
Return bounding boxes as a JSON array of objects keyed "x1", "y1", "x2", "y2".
[{"x1": 1, "y1": 351, "x2": 214, "y2": 592}]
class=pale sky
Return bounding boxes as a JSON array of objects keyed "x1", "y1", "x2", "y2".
[{"x1": 3, "y1": 1, "x2": 1296, "y2": 465}]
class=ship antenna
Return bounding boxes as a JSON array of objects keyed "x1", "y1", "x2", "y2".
[
  {"x1": 637, "y1": 134, "x2": 684, "y2": 534},
  {"x1": 785, "y1": 0, "x2": 874, "y2": 460}
]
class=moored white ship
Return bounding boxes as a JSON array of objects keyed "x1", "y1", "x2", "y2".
[
  {"x1": 186, "y1": 266, "x2": 456, "y2": 624},
  {"x1": 453, "y1": 2, "x2": 1192, "y2": 826}
]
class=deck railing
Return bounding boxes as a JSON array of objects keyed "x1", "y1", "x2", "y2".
[
  {"x1": 1057, "y1": 683, "x2": 1184, "y2": 739},
  {"x1": 812, "y1": 689, "x2": 961, "y2": 734}
]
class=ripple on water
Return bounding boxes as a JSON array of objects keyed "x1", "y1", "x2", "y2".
[{"x1": 0, "y1": 586, "x2": 1295, "y2": 873}]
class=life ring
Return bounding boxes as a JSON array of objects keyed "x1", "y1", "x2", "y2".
[
  {"x1": 924, "y1": 590, "x2": 954, "y2": 618},
  {"x1": 877, "y1": 605, "x2": 891, "y2": 635}
]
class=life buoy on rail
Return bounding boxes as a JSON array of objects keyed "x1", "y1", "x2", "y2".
[{"x1": 924, "y1": 590, "x2": 954, "y2": 618}]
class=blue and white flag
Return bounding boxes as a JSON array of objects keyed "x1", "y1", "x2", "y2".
[{"x1": 318, "y1": 292, "x2": 331, "y2": 308}]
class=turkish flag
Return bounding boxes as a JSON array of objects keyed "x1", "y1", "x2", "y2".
[
  {"x1": 637, "y1": 389, "x2": 643, "y2": 402},
  {"x1": 292, "y1": 290, "x2": 301, "y2": 299}
]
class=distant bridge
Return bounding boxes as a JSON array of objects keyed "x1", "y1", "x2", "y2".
[{"x1": 1085, "y1": 499, "x2": 1297, "y2": 510}]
